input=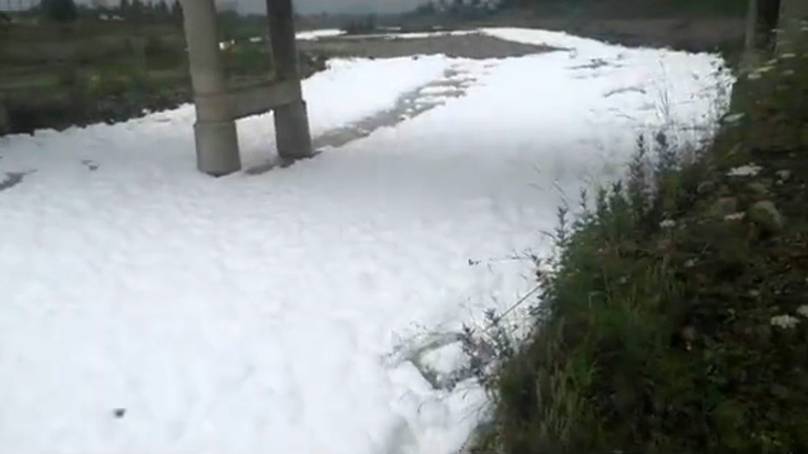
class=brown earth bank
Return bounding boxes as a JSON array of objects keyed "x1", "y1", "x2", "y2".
[
  {"x1": 394, "y1": 1, "x2": 747, "y2": 55},
  {"x1": 299, "y1": 33, "x2": 553, "y2": 59},
  {"x1": 495, "y1": 16, "x2": 745, "y2": 54}
]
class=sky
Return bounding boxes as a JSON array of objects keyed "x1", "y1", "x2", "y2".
[{"x1": 80, "y1": 0, "x2": 424, "y2": 14}]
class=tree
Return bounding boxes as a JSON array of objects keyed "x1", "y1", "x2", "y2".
[
  {"x1": 130, "y1": 0, "x2": 144, "y2": 20},
  {"x1": 170, "y1": 0, "x2": 183, "y2": 23},
  {"x1": 155, "y1": 0, "x2": 170, "y2": 18},
  {"x1": 41, "y1": 0, "x2": 79, "y2": 23},
  {"x1": 91, "y1": 0, "x2": 108, "y2": 11}
]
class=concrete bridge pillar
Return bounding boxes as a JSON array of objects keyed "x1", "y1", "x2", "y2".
[
  {"x1": 179, "y1": 0, "x2": 313, "y2": 176},
  {"x1": 267, "y1": 0, "x2": 313, "y2": 160},
  {"x1": 743, "y1": 0, "x2": 761, "y2": 68},
  {"x1": 179, "y1": 0, "x2": 241, "y2": 176},
  {"x1": 777, "y1": 0, "x2": 808, "y2": 53},
  {"x1": 0, "y1": 101, "x2": 9, "y2": 136},
  {"x1": 744, "y1": 0, "x2": 807, "y2": 68}
]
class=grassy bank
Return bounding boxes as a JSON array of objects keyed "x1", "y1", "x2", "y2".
[
  {"x1": 0, "y1": 18, "x2": 327, "y2": 135},
  {"x1": 475, "y1": 38, "x2": 808, "y2": 454}
]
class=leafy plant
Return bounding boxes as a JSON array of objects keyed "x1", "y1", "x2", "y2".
[{"x1": 41, "y1": 0, "x2": 78, "y2": 23}]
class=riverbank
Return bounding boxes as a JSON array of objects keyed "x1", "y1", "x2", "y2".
[
  {"x1": 0, "y1": 20, "x2": 333, "y2": 135},
  {"x1": 1, "y1": 6, "x2": 747, "y2": 137},
  {"x1": 475, "y1": 31, "x2": 808, "y2": 454}
]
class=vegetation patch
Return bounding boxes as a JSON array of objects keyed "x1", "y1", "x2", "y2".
[
  {"x1": 474, "y1": 35, "x2": 808, "y2": 454},
  {"x1": 0, "y1": 6, "x2": 330, "y2": 135}
]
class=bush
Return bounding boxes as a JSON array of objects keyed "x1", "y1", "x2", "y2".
[
  {"x1": 342, "y1": 15, "x2": 377, "y2": 35},
  {"x1": 41, "y1": 0, "x2": 78, "y2": 23},
  {"x1": 144, "y1": 36, "x2": 184, "y2": 70}
]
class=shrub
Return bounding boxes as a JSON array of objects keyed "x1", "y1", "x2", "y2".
[
  {"x1": 479, "y1": 49, "x2": 808, "y2": 454},
  {"x1": 144, "y1": 36, "x2": 184, "y2": 70},
  {"x1": 342, "y1": 15, "x2": 377, "y2": 35},
  {"x1": 41, "y1": 0, "x2": 78, "y2": 23}
]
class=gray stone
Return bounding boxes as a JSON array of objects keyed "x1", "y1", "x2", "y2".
[
  {"x1": 697, "y1": 180, "x2": 716, "y2": 195},
  {"x1": 749, "y1": 200, "x2": 785, "y2": 233},
  {"x1": 776, "y1": 169, "x2": 792, "y2": 182},
  {"x1": 747, "y1": 182, "x2": 770, "y2": 197},
  {"x1": 710, "y1": 197, "x2": 739, "y2": 218}
]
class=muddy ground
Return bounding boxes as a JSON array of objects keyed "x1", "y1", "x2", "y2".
[
  {"x1": 505, "y1": 17, "x2": 746, "y2": 54},
  {"x1": 300, "y1": 33, "x2": 553, "y2": 59},
  {"x1": 300, "y1": 14, "x2": 746, "y2": 61}
]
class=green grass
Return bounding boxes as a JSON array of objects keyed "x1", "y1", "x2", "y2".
[
  {"x1": 478, "y1": 35, "x2": 808, "y2": 454},
  {"x1": 0, "y1": 16, "x2": 325, "y2": 134}
]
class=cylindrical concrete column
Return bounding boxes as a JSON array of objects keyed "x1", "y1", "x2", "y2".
[
  {"x1": 742, "y1": 0, "x2": 761, "y2": 69},
  {"x1": 180, "y1": 0, "x2": 241, "y2": 176},
  {"x1": 274, "y1": 100, "x2": 313, "y2": 160},
  {"x1": 0, "y1": 99, "x2": 9, "y2": 136},
  {"x1": 267, "y1": 0, "x2": 314, "y2": 160},
  {"x1": 267, "y1": 0, "x2": 299, "y2": 81},
  {"x1": 777, "y1": 0, "x2": 808, "y2": 54}
]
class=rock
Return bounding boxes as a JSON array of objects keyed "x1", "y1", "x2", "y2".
[
  {"x1": 747, "y1": 182, "x2": 769, "y2": 197},
  {"x1": 697, "y1": 180, "x2": 716, "y2": 195},
  {"x1": 659, "y1": 219, "x2": 677, "y2": 229},
  {"x1": 776, "y1": 170, "x2": 792, "y2": 182},
  {"x1": 723, "y1": 113, "x2": 745, "y2": 125},
  {"x1": 710, "y1": 197, "x2": 739, "y2": 218},
  {"x1": 727, "y1": 164, "x2": 762, "y2": 177},
  {"x1": 749, "y1": 200, "x2": 785, "y2": 234}
]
